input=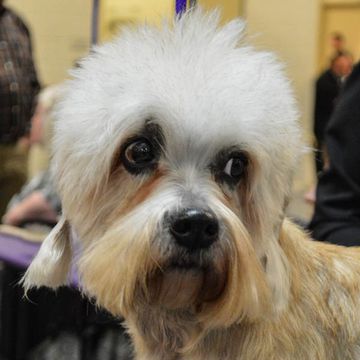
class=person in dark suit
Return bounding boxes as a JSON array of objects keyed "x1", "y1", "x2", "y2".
[
  {"x1": 309, "y1": 61, "x2": 360, "y2": 246},
  {"x1": 313, "y1": 53, "x2": 352, "y2": 174}
]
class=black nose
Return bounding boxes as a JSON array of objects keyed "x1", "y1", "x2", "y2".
[{"x1": 170, "y1": 208, "x2": 219, "y2": 251}]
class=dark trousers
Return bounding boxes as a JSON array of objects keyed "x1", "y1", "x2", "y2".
[{"x1": 0, "y1": 263, "x2": 132, "y2": 360}]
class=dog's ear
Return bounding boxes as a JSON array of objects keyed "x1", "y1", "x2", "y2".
[{"x1": 22, "y1": 216, "x2": 72, "y2": 292}]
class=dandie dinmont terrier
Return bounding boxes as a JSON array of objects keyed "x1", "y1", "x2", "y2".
[{"x1": 23, "y1": 9, "x2": 360, "y2": 360}]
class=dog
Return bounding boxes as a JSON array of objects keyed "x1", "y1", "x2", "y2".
[{"x1": 23, "y1": 9, "x2": 360, "y2": 360}]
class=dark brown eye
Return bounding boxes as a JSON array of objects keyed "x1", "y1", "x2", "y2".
[
  {"x1": 223, "y1": 156, "x2": 246, "y2": 179},
  {"x1": 121, "y1": 138, "x2": 157, "y2": 174},
  {"x1": 125, "y1": 139, "x2": 153, "y2": 164},
  {"x1": 211, "y1": 150, "x2": 248, "y2": 187}
]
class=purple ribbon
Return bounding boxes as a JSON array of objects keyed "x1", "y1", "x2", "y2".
[
  {"x1": 91, "y1": 0, "x2": 100, "y2": 45},
  {"x1": 175, "y1": 0, "x2": 187, "y2": 15}
]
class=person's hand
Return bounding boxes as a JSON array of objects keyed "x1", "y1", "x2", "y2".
[{"x1": 2, "y1": 191, "x2": 58, "y2": 226}]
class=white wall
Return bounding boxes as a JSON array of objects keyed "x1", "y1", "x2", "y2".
[
  {"x1": 7, "y1": 0, "x2": 92, "y2": 85},
  {"x1": 199, "y1": 0, "x2": 243, "y2": 20},
  {"x1": 99, "y1": 0, "x2": 173, "y2": 41},
  {"x1": 244, "y1": 0, "x2": 321, "y2": 191}
]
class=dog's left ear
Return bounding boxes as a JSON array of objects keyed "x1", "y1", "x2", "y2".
[{"x1": 22, "y1": 216, "x2": 72, "y2": 292}]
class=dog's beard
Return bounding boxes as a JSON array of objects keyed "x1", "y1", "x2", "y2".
[
  {"x1": 78, "y1": 213, "x2": 227, "y2": 314},
  {"x1": 147, "y1": 248, "x2": 228, "y2": 310},
  {"x1": 78, "y1": 195, "x2": 273, "y2": 328}
]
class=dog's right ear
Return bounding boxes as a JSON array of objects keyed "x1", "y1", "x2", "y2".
[{"x1": 22, "y1": 216, "x2": 72, "y2": 292}]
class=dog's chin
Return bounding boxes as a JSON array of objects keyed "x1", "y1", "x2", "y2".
[{"x1": 147, "y1": 259, "x2": 227, "y2": 310}]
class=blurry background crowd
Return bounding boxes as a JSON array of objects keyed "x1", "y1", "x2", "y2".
[{"x1": 0, "y1": 0, "x2": 359, "y2": 359}]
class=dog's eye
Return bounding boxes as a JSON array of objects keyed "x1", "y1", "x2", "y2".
[
  {"x1": 211, "y1": 149, "x2": 248, "y2": 186},
  {"x1": 223, "y1": 155, "x2": 247, "y2": 180},
  {"x1": 125, "y1": 140, "x2": 153, "y2": 164},
  {"x1": 121, "y1": 138, "x2": 157, "y2": 173}
]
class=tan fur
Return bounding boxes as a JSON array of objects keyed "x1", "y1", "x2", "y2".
[
  {"x1": 126, "y1": 221, "x2": 360, "y2": 360},
  {"x1": 23, "y1": 216, "x2": 72, "y2": 290}
]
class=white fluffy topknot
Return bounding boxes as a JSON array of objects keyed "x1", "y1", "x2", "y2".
[{"x1": 53, "y1": 8, "x2": 301, "y2": 203}]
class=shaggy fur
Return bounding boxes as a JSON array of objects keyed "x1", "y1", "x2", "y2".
[{"x1": 23, "y1": 9, "x2": 360, "y2": 360}]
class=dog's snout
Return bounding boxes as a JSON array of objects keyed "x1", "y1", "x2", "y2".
[{"x1": 170, "y1": 208, "x2": 219, "y2": 251}]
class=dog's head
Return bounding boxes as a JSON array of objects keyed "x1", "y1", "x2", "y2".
[{"x1": 24, "y1": 9, "x2": 301, "y2": 328}]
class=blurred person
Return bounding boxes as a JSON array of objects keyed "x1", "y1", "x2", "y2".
[
  {"x1": 305, "y1": 53, "x2": 353, "y2": 204},
  {"x1": 313, "y1": 53, "x2": 352, "y2": 176},
  {"x1": 330, "y1": 32, "x2": 354, "y2": 60},
  {"x1": 2, "y1": 169, "x2": 60, "y2": 226},
  {"x1": 0, "y1": 0, "x2": 40, "y2": 218},
  {"x1": 2, "y1": 84, "x2": 65, "y2": 226},
  {"x1": 309, "y1": 61, "x2": 360, "y2": 245},
  {"x1": 331, "y1": 32, "x2": 346, "y2": 56},
  {"x1": 28, "y1": 83, "x2": 64, "y2": 177}
]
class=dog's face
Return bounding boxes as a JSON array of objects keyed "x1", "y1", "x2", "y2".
[{"x1": 24, "y1": 10, "x2": 301, "y2": 328}]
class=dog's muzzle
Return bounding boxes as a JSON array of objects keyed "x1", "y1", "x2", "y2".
[
  {"x1": 169, "y1": 208, "x2": 219, "y2": 251},
  {"x1": 146, "y1": 208, "x2": 225, "y2": 308}
]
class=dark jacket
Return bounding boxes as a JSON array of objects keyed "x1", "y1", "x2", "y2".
[
  {"x1": 313, "y1": 69, "x2": 342, "y2": 145},
  {"x1": 309, "y1": 62, "x2": 360, "y2": 245}
]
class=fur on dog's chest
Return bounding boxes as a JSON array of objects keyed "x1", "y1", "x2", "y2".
[{"x1": 129, "y1": 221, "x2": 360, "y2": 360}]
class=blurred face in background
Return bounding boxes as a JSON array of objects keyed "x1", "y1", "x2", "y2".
[
  {"x1": 331, "y1": 35, "x2": 345, "y2": 52},
  {"x1": 332, "y1": 55, "x2": 353, "y2": 78}
]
